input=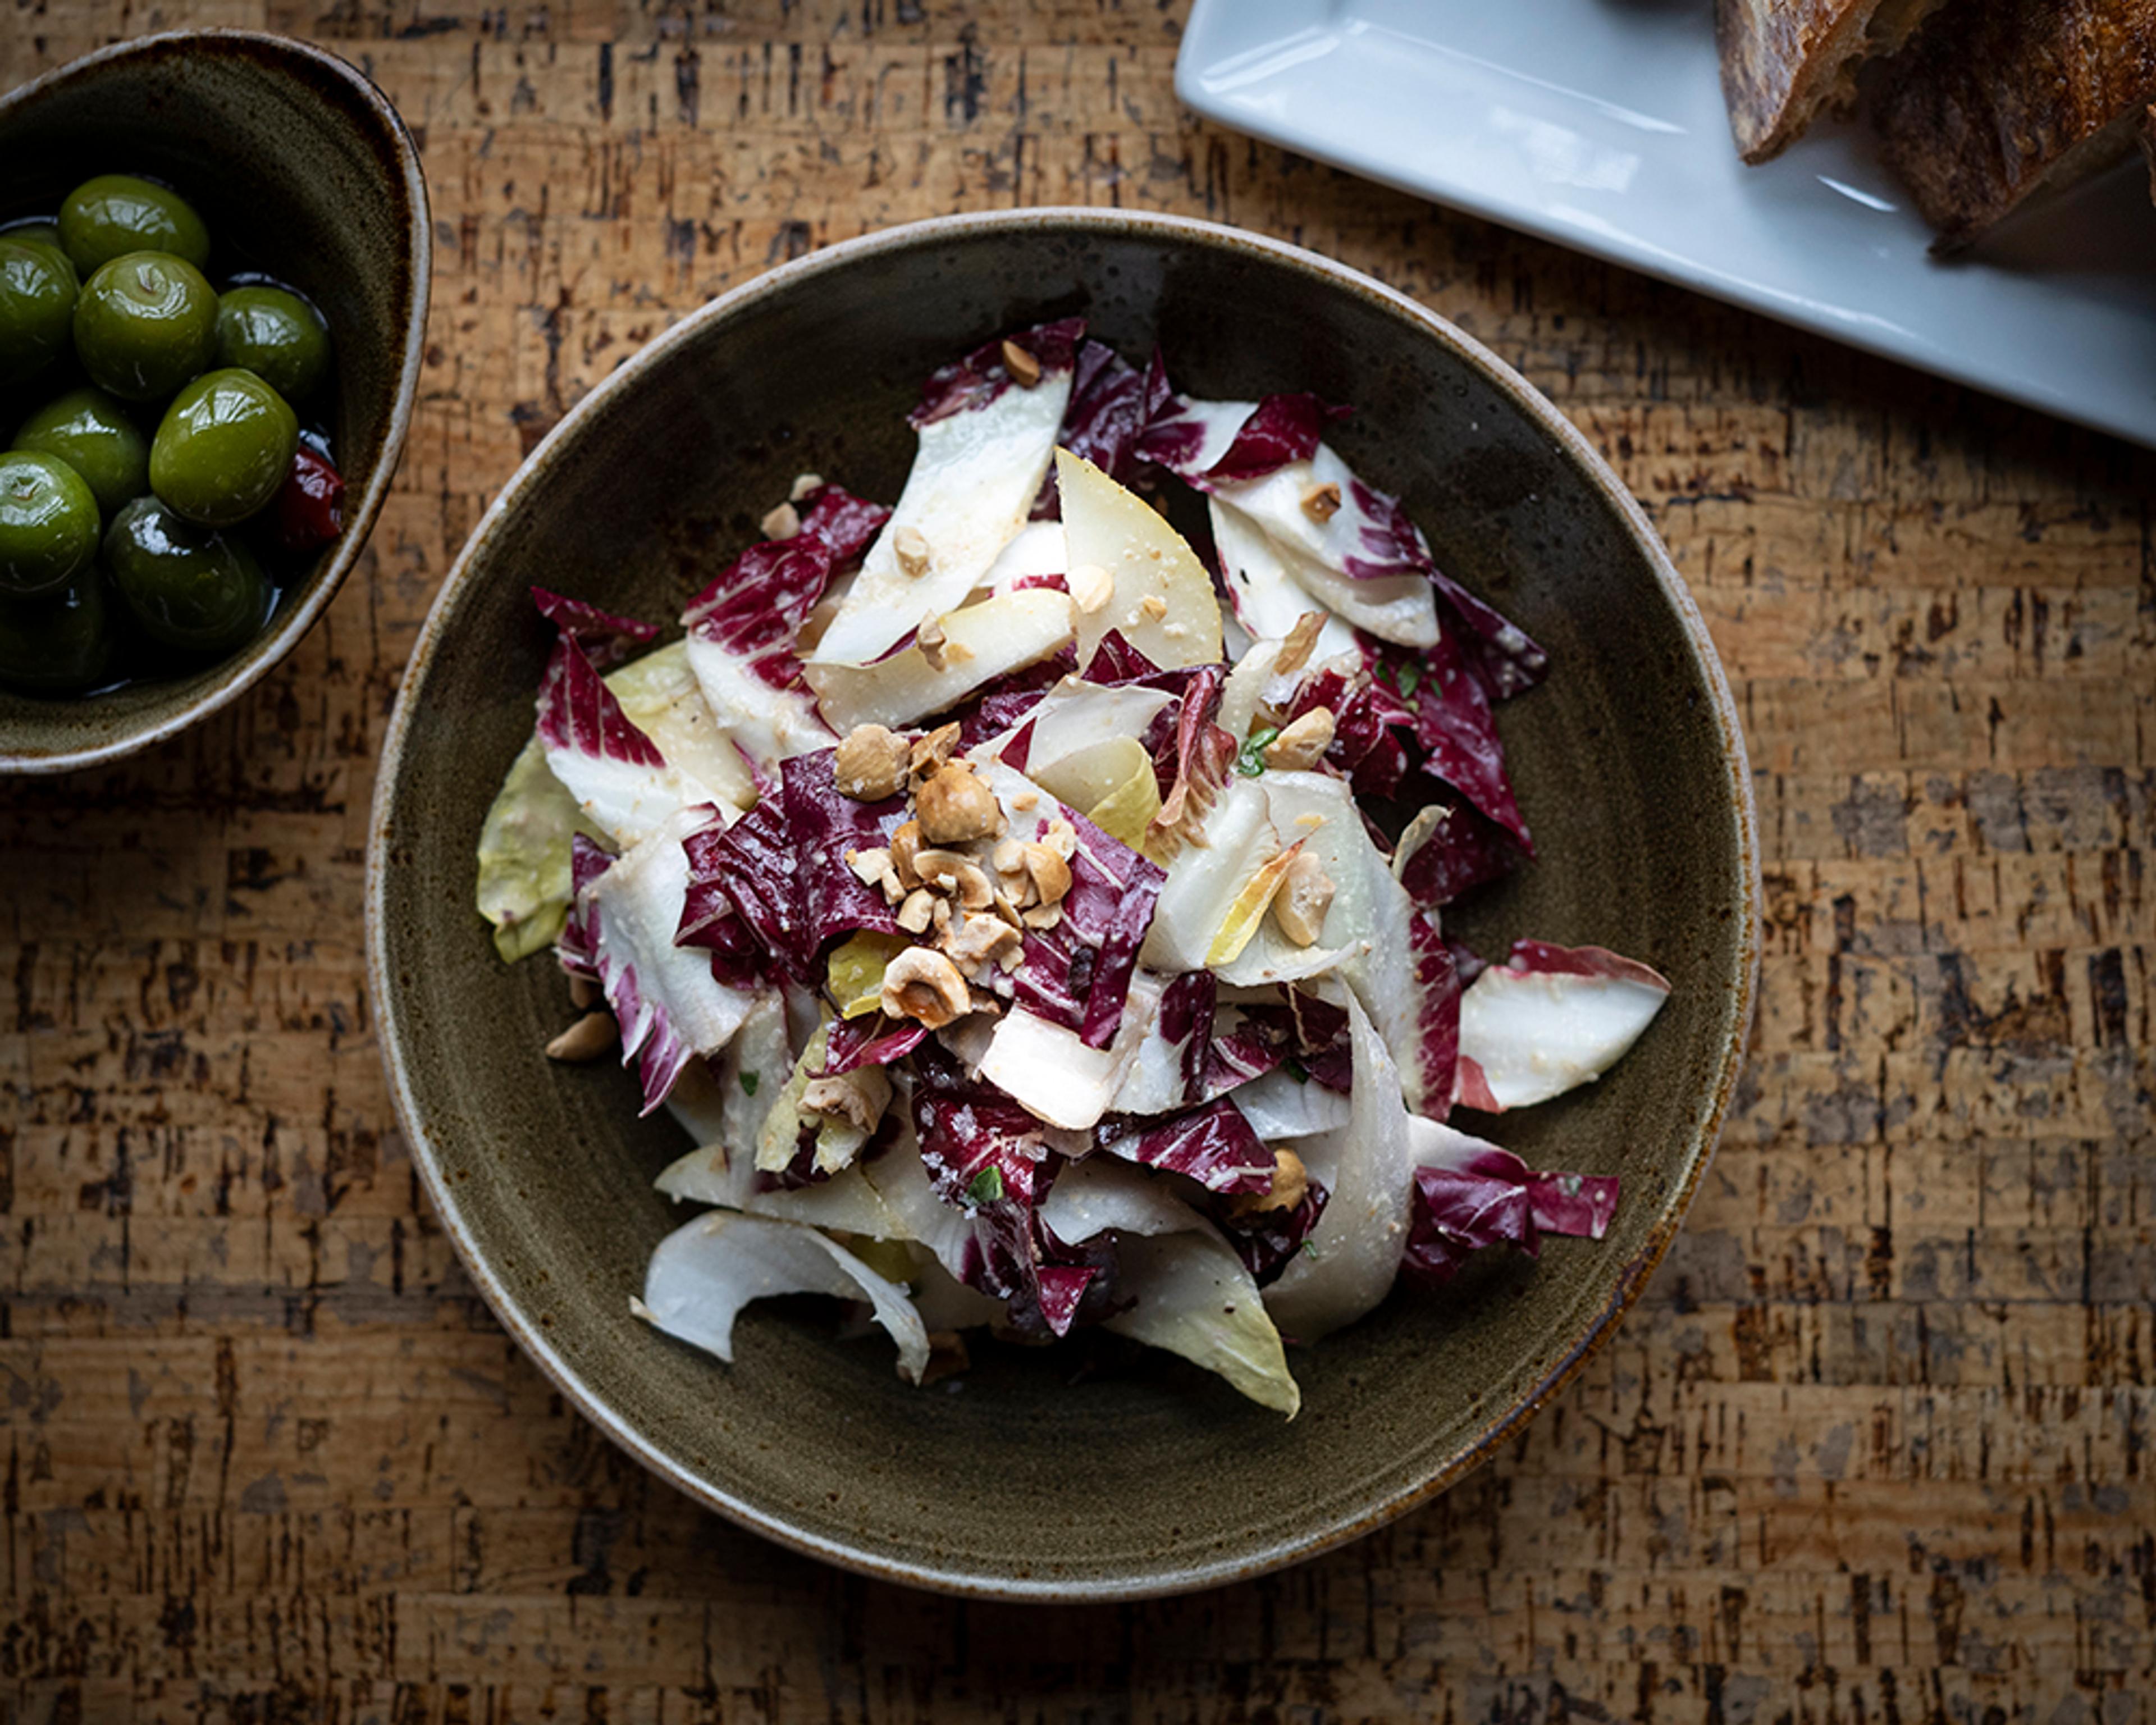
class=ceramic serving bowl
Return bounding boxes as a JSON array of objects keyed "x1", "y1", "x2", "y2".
[
  {"x1": 0, "y1": 30, "x2": 429, "y2": 774},
  {"x1": 368, "y1": 209, "x2": 1758, "y2": 1600}
]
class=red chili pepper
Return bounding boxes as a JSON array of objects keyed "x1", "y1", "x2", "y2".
[{"x1": 269, "y1": 444, "x2": 345, "y2": 554}]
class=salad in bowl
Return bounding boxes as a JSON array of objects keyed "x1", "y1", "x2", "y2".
[{"x1": 474, "y1": 318, "x2": 1672, "y2": 1416}]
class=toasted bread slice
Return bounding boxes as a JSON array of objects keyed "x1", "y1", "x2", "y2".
[
  {"x1": 1716, "y1": 0, "x2": 1957, "y2": 163},
  {"x1": 1875, "y1": 0, "x2": 2156, "y2": 248}
]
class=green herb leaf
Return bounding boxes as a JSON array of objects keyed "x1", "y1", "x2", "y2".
[
  {"x1": 738, "y1": 1072, "x2": 760, "y2": 1097},
  {"x1": 1236, "y1": 727, "x2": 1279, "y2": 779},
  {"x1": 965, "y1": 1165, "x2": 1005, "y2": 1205},
  {"x1": 1301, "y1": 1240, "x2": 1321, "y2": 1260},
  {"x1": 1395, "y1": 660, "x2": 1423, "y2": 700},
  {"x1": 1283, "y1": 1058, "x2": 1309, "y2": 1085}
]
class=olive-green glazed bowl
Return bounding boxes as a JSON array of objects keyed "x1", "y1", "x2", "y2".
[
  {"x1": 368, "y1": 209, "x2": 1759, "y2": 1601},
  {"x1": 0, "y1": 30, "x2": 428, "y2": 773}
]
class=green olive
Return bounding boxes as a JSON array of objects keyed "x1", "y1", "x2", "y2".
[
  {"x1": 0, "y1": 239, "x2": 80, "y2": 386},
  {"x1": 58, "y1": 175, "x2": 212, "y2": 276},
  {"x1": 0, "y1": 223, "x2": 72, "y2": 281},
  {"x1": 11, "y1": 386, "x2": 150, "y2": 514},
  {"x1": 72, "y1": 252, "x2": 218, "y2": 402},
  {"x1": 0, "y1": 562, "x2": 115, "y2": 692},
  {"x1": 0, "y1": 449, "x2": 101, "y2": 597},
  {"x1": 150, "y1": 368, "x2": 298, "y2": 528},
  {"x1": 215, "y1": 284, "x2": 331, "y2": 401},
  {"x1": 104, "y1": 494, "x2": 270, "y2": 655}
]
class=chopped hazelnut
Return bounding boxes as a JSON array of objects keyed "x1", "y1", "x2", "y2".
[
  {"x1": 1040, "y1": 817, "x2": 1077, "y2": 861},
  {"x1": 802, "y1": 1066, "x2": 892, "y2": 1134},
  {"x1": 1000, "y1": 339, "x2": 1042, "y2": 386},
  {"x1": 1264, "y1": 706, "x2": 1336, "y2": 771},
  {"x1": 1021, "y1": 902, "x2": 1064, "y2": 932},
  {"x1": 847, "y1": 846, "x2": 893, "y2": 887},
  {"x1": 761, "y1": 500, "x2": 801, "y2": 541},
  {"x1": 1022, "y1": 842, "x2": 1072, "y2": 906},
  {"x1": 897, "y1": 888, "x2": 938, "y2": 934},
  {"x1": 992, "y1": 839, "x2": 1025, "y2": 874},
  {"x1": 1067, "y1": 563, "x2": 1113, "y2": 614},
  {"x1": 1301, "y1": 482, "x2": 1342, "y2": 522},
  {"x1": 568, "y1": 972, "x2": 602, "y2": 1011},
  {"x1": 916, "y1": 615, "x2": 948, "y2": 672},
  {"x1": 909, "y1": 722, "x2": 962, "y2": 782},
  {"x1": 834, "y1": 724, "x2": 911, "y2": 801},
  {"x1": 894, "y1": 525, "x2": 932, "y2": 577},
  {"x1": 1276, "y1": 611, "x2": 1326, "y2": 677},
  {"x1": 789, "y1": 471, "x2": 825, "y2": 502},
  {"x1": 916, "y1": 763, "x2": 1002, "y2": 845},
  {"x1": 1271, "y1": 852, "x2": 1335, "y2": 947},
  {"x1": 1229, "y1": 1148, "x2": 1310, "y2": 1217},
  {"x1": 889, "y1": 820, "x2": 925, "y2": 889},
  {"x1": 881, "y1": 947, "x2": 971, "y2": 1028},
  {"x1": 944, "y1": 912, "x2": 1022, "y2": 976},
  {"x1": 1138, "y1": 594, "x2": 1168, "y2": 622},
  {"x1": 913, "y1": 848, "x2": 994, "y2": 909},
  {"x1": 546, "y1": 1011, "x2": 619, "y2": 1063}
]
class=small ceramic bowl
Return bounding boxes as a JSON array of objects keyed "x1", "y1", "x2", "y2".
[
  {"x1": 0, "y1": 30, "x2": 429, "y2": 774},
  {"x1": 368, "y1": 209, "x2": 1759, "y2": 1600}
]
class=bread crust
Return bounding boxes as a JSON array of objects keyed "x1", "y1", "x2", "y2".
[
  {"x1": 1875, "y1": 0, "x2": 2156, "y2": 248},
  {"x1": 1716, "y1": 0, "x2": 1951, "y2": 163}
]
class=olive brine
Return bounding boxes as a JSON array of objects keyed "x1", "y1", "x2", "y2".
[{"x1": 0, "y1": 175, "x2": 345, "y2": 695}]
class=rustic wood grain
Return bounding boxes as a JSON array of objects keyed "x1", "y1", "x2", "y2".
[{"x1": 3, "y1": 3, "x2": 2152, "y2": 1719}]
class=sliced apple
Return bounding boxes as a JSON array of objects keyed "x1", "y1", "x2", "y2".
[{"x1": 1056, "y1": 448, "x2": 1223, "y2": 669}]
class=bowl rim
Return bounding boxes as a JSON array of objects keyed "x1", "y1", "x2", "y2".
[
  {"x1": 0, "y1": 27, "x2": 432, "y2": 776},
  {"x1": 366, "y1": 205, "x2": 1762, "y2": 1601}
]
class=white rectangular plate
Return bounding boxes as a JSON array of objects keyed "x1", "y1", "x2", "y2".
[{"x1": 1178, "y1": 0, "x2": 2156, "y2": 450}]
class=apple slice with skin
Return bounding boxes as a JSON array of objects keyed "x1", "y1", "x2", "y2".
[{"x1": 1057, "y1": 448, "x2": 1224, "y2": 670}]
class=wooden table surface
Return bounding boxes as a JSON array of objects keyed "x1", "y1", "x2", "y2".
[{"x1": 4, "y1": 3, "x2": 2153, "y2": 1719}]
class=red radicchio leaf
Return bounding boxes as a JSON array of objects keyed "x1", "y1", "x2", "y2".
[
  {"x1": 1132, "y1": 349, "x2": 1349, "y2": 486},
  {"x1": 682, "y1": 539, "x2": 838, "y2": 693},
  {"x1": 910, "y1": 316, "x2": 1086, "y2": 429},
  {"x1": 1400, "y1": 1145, "x2": 1619, "y2": 1289},
  {"x1": 1146, "y1": 664, "x2": 1236, "y2": 854},
  {"x1": 781, "y1": 748, "x2": 908, "y2": 956},
  {"x1": 1503, "y1": 939, "x2": 1671, "y2": 989},
  {"x1": 1381, "y1": 635, "x2": 1533, "y2": 850},
  {"x1": 1396, "y1": 801, "x2": 1528, "y2": 907},
  {"x1": 1031, "y1": 340, "x2": 1148, "y2": 518},
  {"x1": 536, "y1": 631, "x2": 666, "y2": 767},
  {"x1": 1008, "y1": 801, "x2": 1167, "y2": 1049},
  {"x1": 951, "y1": 646, "x2": 1079, "y2": 748},
  {"x1": 1099, "y1": 1096, "x2": 1277, "y2": 1194},
  {"x1": 677, "y1": 800, "x2": 794, "y2": 985},
  {"x1": 796, "y1": 482, "x2": 892, "y2": 564},
  {"x1": 533, "y1": 588, "x2": 660, "y2": 671},
  {"x1": 1291, "y1": 665, "x2": 1416, "y2": 802},
  {"x1": 823, "y1": 1014, "x2": 929, "y2": 1075},
  {"x1": 1080, "y1": 629, "x2": 1165, "y2": 685},
  {"x1": 555, "y1": 834, "x2": 613, "y2": 978},
  {"x1": 1223, "y1": 1180, "x2": 1330, "y2": 1286},
  {"x1": 675, "y1": 750, "x2": 907, "y2": 987},
  {"x1": 1033, "y1": 1265, "x2": 1098, "y2": 1337},
  {"x1": 1204, "y1": 393, "x2": 1351, "y2": 483},
  {"x1": 1407, "y1": 908, "x2": 1461, "y2": 1120},
  {"x1": 1429, "y1": 565, "x2": 1549, "y2": 702},
  {"x1": 1158, "y1": 970, "x2": 1218, "y2": 1108}
]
